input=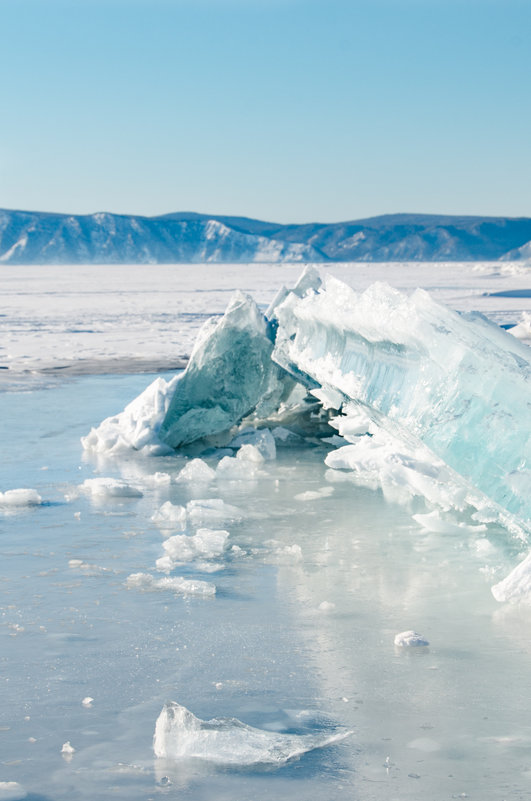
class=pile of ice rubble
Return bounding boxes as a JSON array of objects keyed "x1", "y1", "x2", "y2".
[{"x1": 82, "y1": 267, "x2": 531, "y2": 608}]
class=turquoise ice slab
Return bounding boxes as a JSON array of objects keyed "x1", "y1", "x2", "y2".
[
  {"x1": 159, "y1": 291, "x2": 289, "y2": 448},
  {"x1": 272, "y1": 276, "x2": 531, "y2": 521}
]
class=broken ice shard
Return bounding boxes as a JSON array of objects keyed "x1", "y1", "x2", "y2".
[
  {"x1": 159, "y1": 290, "x2": 293, "y2": 448},
  {"x1": 153, "y1": 701, "x2": 350, "y2": 765}
]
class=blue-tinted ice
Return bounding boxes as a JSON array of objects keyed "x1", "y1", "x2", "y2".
[{"x1": 85, "y1": 268, "x2": 530, "y2": 530}]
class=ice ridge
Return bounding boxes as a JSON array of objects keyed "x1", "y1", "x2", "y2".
[{"x1": 82, "y1": 268, "x2": 530, "y2": 531}]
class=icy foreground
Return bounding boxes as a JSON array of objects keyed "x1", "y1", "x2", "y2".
[{"x1": 153, "y1": 702, "x2": 350, "y2": 765}]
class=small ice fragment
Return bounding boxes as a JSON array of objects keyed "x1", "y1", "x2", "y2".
[
  {"x1": 155, "y1": 555, "x2": 174, "y2": 573},
  {"x1": 151, "y1": 502, "x2": 187, "y2": 530},
  {"x1": 294, "y1": 487, "x2": 334, "y2": 501},
  {"x1": 236, "y1": 444, "x2": 265, "y2": 464},
  {"x1": 68, "y1": 559, "x2": 84, "y2": 568},
  {"x1": 413, "y1": 510, "x2": 486, "y2": 534},
  {"x1": 474, "y1": 538, "x2": 494, "y2": 555},
  {"x1": 74, "y1": 511, "x2": 81, "y2": 520},
  {"x1": 227, "y1": 428, "x2": 277, "y2": 460},
  {"x1": 264, "y1": 540, "x2": 302, "y2": 563},
  {"x1": 82, "y1": 697, "x2": 94, "y2": 708},
  {"x1": 153, "y1": 701, "x2": 351, "y2": 765},
  {"x1": 78, "y1": 477, "x2": 143, "y2": 498},
  {"x1": 0, "y1": 782, "x2": 27, "y2": 801},
  {"x1": 508, "y1": 310, "x2": 531, "y2": 341},
  {"x1": 0, "y1": 489, "x2": 42, "y2": 507},
  {"x1": 8, "y1": 624, "x2": 24, "y2": 633},
  {"x1": 162, "y1": 528, "x2": 229, "y2": 564},
  {"x1": 126, "y1": 572, "x2": 216, "y2": 597},
  {"x1": 318, "y1": 601, "x2": 336, "y2": 612},
  {"x1": 144, "y1": 471, "x2": 172, "y2": 486},
  {"x1": 186, "y1": 498, "x2": 242, "y2": 526},
  {"x1": 28, "y1": 737, "x2": 36, "y2": 743},
  {"x1": 394, "y1": 630, "x2": 429, "y2": 647},
  {"x1": 61, "y1": 741, "x2": 75, "y2": 760},
  {"x1": 492, "y1": 551, "x2": 531, "y2": 604},
  {"x1": 216, "y1": 455, "x2": 258, "y2": 481},
  {"x1": 271, "y1": 426, "x2": 303, "y2": 445},
  {"x1": 310, "y1": 386, "x2": 344, "y2": 410},
  {"x1": 175, "y1": 459, "x2": 216, "y2": 484}
]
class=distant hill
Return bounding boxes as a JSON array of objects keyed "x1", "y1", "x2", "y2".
[{"x1": 1, "y1": 208, "x2": 531, "y2": 264}]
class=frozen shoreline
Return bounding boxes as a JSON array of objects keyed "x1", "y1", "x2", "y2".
[{"x1": 0, "y1": 355, "x2": 186, "y2": 379}]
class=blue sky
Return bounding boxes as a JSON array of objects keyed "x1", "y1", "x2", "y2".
[{"x1": 0, "y1": 0, "x2": 530, "y2": 222}]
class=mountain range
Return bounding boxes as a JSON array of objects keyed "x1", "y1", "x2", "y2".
[{"x1": 1, "y1": 208, "x2": 531, "y2": 264}]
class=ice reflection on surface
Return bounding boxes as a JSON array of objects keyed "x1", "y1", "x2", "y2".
[{"x1": 1, "y1": 374, "x2": 531, "y2": 800}]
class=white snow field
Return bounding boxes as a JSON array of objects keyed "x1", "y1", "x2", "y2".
[{"x1": 0, "y1": 261, "x2": 530, "y2": 801}]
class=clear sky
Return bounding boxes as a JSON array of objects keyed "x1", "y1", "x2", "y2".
[{"x1": 0, "y1": 0, "x2": 530, "y2": 223}]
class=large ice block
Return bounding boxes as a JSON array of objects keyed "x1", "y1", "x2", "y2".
[
  {"x1": 272, "y1": 275, "x2": 531, "y2": 521},
  {"x1": 159, "y1": 290, "x2": 292, "y2": 448}
]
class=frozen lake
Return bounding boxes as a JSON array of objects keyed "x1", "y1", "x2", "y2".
[{"x1": 1, "y1": 262, "x2": 531, "y2": 800}]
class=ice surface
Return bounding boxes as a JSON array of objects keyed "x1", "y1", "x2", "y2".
[
  {"x1": 4, "y1": 368, "x2": 531, "y2": 800},
  {"x1": 153, "y1": 701, "x2": 350, "y2": 765},
  {"x1": 0, "y1": 489, "x2": 41, "y2": 507}
]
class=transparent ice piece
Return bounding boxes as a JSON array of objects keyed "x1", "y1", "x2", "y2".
[{"x1": 153, "y1": 701, "x2": 350, "y2": 765}]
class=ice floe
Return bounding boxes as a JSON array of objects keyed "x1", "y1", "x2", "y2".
[{"x1": 153, "y1": 701, "x2": 351, "y2": 765}]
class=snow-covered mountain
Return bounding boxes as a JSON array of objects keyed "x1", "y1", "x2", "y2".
[{"x1": 1, "y1": 209, "x2": 530, "y2": 264}]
